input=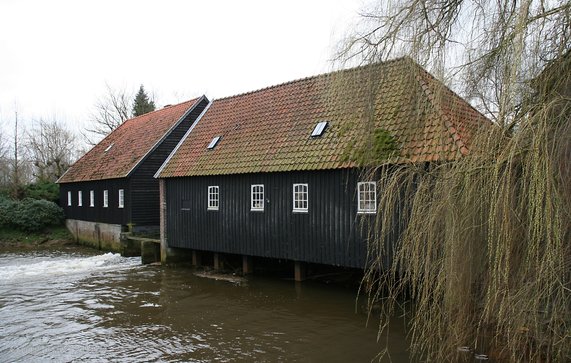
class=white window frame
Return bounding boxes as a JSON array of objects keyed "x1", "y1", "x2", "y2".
[
  {"x1": 67, "y1": 191, "x2": 72, "y2": 206},
  {"x1": 89, "y1": 190, "x2": 95, "y2": 207},
  {"x1": 357, "y1": 182, "x2": 377, "y2": 214},
  {"x1": 103, "y1": 190, "x2": 109, "y2": 208},
  {"x1": 78, "y1": 191, "x2": 83, "y2": 207},
  {"x1": 118, "y1": 189, "x2": 124, "y2": 209},
  {"x1": 251, "y1": 184, "x2": 264, "y2": 211},
  {"x1": 292, "y1": 183, "x2": 308, "y2": 213},
  {"x1": 208, "y1": 186, "x2": 219, "y2": 211}
]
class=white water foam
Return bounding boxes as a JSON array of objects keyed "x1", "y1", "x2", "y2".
[{"x1": 0, "y1": 253, "x2": 139, "y2": 283}]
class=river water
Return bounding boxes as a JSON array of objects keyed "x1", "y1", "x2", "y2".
[{"x1": 0, "y1": 248, "x2": 409, "y2": 362}]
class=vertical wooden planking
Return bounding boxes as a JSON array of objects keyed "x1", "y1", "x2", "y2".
[{"x1": 163, "y1": 169, "x2": 371, "y2": 269}]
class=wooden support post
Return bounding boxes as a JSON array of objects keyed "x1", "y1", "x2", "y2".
[
  {"x1": 214, "y1": 253, "x2": 223, "y2": 270},
  {"x1": 242, "y1": 255, "x2": 253, "y2": 275},
  {"x1": 192, "y1": 250, "x2": 202, "y2": 267},
  {"x1": 294, "y1": 261, "x2": 306, "y2": 282}
]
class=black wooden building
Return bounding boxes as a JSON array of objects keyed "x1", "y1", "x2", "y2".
[
  {"x1": 156, "y1": 59, "x2": 489, "y2": 272},
  {"x1": 58, "y1": 96, "x2": 209, "y2": 250}
]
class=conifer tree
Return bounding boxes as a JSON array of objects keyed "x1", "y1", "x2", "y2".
[{"x1": 132, "y1": 85, "x2": 155, "y2": 117}]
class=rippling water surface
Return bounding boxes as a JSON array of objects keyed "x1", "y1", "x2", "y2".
[{"x1": 0, "y1": 248, "x2": 408, "y2": 362}]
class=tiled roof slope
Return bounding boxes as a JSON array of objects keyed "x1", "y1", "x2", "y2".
[
  {"x1": 59, "y1": 97, "x2": 202, "y2": 183},
  {"x1": 158, "y1": 58, "x2": 490, "y2": 178}
]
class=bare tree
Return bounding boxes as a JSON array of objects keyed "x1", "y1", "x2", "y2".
[
  {"x1": 339, "y1": 0, "x2": 570, "y2": 127},
  {"x1": 83, "y1": 84, "x2": 132, "y2": 145},
  {"x1": 338, "y1": 1, "x2": 571, "y2": 361},
  {"x1": 0, "y1": 120, "x2": 9, "y2": 189},
  {"x1": 26, "y1": 118, "x2": 77, "y2": 182}
]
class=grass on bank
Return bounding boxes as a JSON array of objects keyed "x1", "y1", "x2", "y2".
[{"x1": 0, "y1": 225, "x2": 74, "y2": 245}]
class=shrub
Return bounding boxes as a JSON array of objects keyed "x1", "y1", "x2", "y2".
[
  {"x1": 24, "y1": 181, "x2": 60, "y2": 204},
  {"x1": 5, "y1": 198, "x2": 64, "y2": 232},
  {"x1": 0, "y1": 197, "x2": 16, "y2": 228}
]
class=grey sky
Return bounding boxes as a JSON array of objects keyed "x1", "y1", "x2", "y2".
[{"x1": 0, "y1": 0, "x2": 363, "y2": 139}]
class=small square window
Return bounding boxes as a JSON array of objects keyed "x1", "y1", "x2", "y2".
[
  {"x1": 251, "y1": 184, "x2": 264, "y2": 211},
  {"x1": 78, "y1": 191, "x2": 83, "y2": 207},
  {"x1": 89, "y1": 190, "x2": 95, "y2": 207},
  {"x1": 207, "y1": 136, "x2": 221, "y2": 149},
  {"x1": 357, "y1": 182, "x2": 376, "y2": 214},
  {"x1": 311, "y1": 121, "x2": 328, "y2": 137},
  {"x1": 118, "y1": 189, "x2": 124, "y2": 209},
  {"x1": 67, "y1": 191, "x2": 72, "y2": 206},
  {"x1": 293, "y1": 183, "x2": 308, "y2": 213},
  {"x1": 103, "y1": 190, "x2": 109, "y2": 208},
  {"x1": 208, "y1": 186, "x2": 219, "y2": 210}
]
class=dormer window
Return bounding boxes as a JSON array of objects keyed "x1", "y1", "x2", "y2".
[
  {"x1": 104, "y1": 143, "x2": 114, "y2": 152},
  {"x1": 207, "y1": 136, "x2": 221, "y2": 149},
  {"x1": 311, "y1": 121, "x2": 328, "y2": 137}
]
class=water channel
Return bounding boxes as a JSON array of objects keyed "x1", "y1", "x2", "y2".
[{"x1": 0, "y1": 247, "x2": 410, "y2": 362}]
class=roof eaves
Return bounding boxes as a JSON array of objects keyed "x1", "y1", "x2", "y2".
[
  {"x1": 125, "y1": 96, "x2": 208, "y2": 178},
  {"x1": 154, "y1": 99, "x2": 213, "y2": 179}
]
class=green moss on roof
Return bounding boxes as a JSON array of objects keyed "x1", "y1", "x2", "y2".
[{"x1": 158, "y1": 58, "x2": 490, "y2": 178}]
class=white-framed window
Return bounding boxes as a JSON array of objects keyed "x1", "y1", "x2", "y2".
[
  {"x1": 78, "y1": 191, "x2": 83, "y2": 207},
  {"x1": 293, "y1": 183, "x2": 308, "y2": 213},
  {"x1": 208, "y1": 186, "x2": 219, "y2": 210},
  {"x1": 89, "y1": 190, "x2": 95, "y2": 207},
  {"x1": 251, "y1": 184, "x2": 264, "y2": 211},
  {"x1": 118, "y1": 189, "x2": 124, "y2": 209},
  {"x1": 67, "y1": 191, "x2": 72, "y2": 206},
  {"x1": 357, "y1": 182, "x2": 377, "y2": 214},
  {"x1": 103, "y1": 190, "x2": 108, "y2": 208}
]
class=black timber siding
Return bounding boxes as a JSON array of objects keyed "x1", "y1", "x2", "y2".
[
  {"x1": 128, "y1": 97, "x2": 209, "y2": 226},
  {"x1": 60, "y1": 179, "x2": 130, "y2": 225},
  {"x1": 164, "y1": 169, "x2": 374, "y2": 269},
  {"x1": 59, "y1": 97, "x2": 209, "y2": 227}
]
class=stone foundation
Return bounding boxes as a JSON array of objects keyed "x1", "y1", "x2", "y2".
[{"x1": 66, "y1": 219, "x2": 124, "y2": 253}]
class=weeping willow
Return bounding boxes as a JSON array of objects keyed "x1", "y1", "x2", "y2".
[{"x1": 338, "y1": 0, "x2": 571, "y2": 361}]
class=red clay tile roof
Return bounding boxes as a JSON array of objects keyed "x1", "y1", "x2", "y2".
[
  {"x1": 58, "y1": 97, "x2": 203, "y2": 183},
  {"x1": 157, "y1": 58, "x2": 490, "y2": 178}
]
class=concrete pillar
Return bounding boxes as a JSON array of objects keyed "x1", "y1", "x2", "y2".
[
  {"x1": 141, "y1": 241, "x2": 160, "y2": 264},
  {"x1": 159, "y1": 179, "x2": 192, "y2": 264},
  {"x1": 159, "y1": 178, "x2": 169, "y2": 263},
  {"x1": 214, "y1": 253, "x2": 224, "y2": 270},
  {"x1": 294, "y1": 261, "x2": 306, "y2": 282},
  {"x1": 120, "y1": 233, "x2": 141, "y2": 257},
  {"x1": 192, "y1": 250, "x2": 202, "y2": 267},
  {"x1": 242, "y1": 255, "x2": 253, "y2": 275}
]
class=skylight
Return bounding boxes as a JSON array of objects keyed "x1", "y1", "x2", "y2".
[
  {"x1": 104, "y1": 143, "x2": 114, "y2": 152},
  {"x1": 311, "y1": 121, "x2": 328, "y2": 137},
  {"x1": 207, "y1": 136, "x2": 221, "y2": 149}
]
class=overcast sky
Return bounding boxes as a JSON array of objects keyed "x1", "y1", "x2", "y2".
[{"x1": 0, "y1": 0, "x2": 364, "y2": 139}]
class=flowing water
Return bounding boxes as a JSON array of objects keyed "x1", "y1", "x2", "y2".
[{"x1": 0, "y1": 248, "x2": 409, "y2": 362}]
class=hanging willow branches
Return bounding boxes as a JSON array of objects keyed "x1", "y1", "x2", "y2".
[{"x1": 338, "y1": 0, "x2": 571, "y2": 361}]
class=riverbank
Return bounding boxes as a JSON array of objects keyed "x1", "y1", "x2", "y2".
[{"x1": 0, "y1": 226, "x2": 76, "y2": 249}]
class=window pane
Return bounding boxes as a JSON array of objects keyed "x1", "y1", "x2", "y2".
[
  {"x1": 208, "y1": 186, "x2": 219, "y2": 210},
  {"x1": 358, "y1": 182, "x2": 376, "y2": 213},
  {"x1": 118, "y1": 189, "x2": 124, "y2": 208},
  {"x1": 251, "y1": 185, "x2": 264, "y2": 210},
  {"x1": 293, "y1": 184, "x2": 308, "y2": 212}
]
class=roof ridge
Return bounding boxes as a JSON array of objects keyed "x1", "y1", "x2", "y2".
[
  {"x1": 123, "y1": 97, "x2": 199, "y2": 124},
  {"x1": 213, "y1": 57, "x2": 410, "y2": 103}
]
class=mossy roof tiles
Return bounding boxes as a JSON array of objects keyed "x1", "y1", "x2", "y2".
[
  {"x1": 58, "y1": 97, "x2": 202, "y2": 183},
  {"x1": 158, "y1": 58, "x2": 489, "y2": 178}
]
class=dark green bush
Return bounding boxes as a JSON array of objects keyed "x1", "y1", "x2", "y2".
[
  {"x1": 0, "y1": 197, "x2": 16, "y2": 228},
  {"x1": 24, "y1": 181, "x2": 60, "y2": 204},
  {"x1": 2, "y1": 198, "x2": 64, "y2": 232}
]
